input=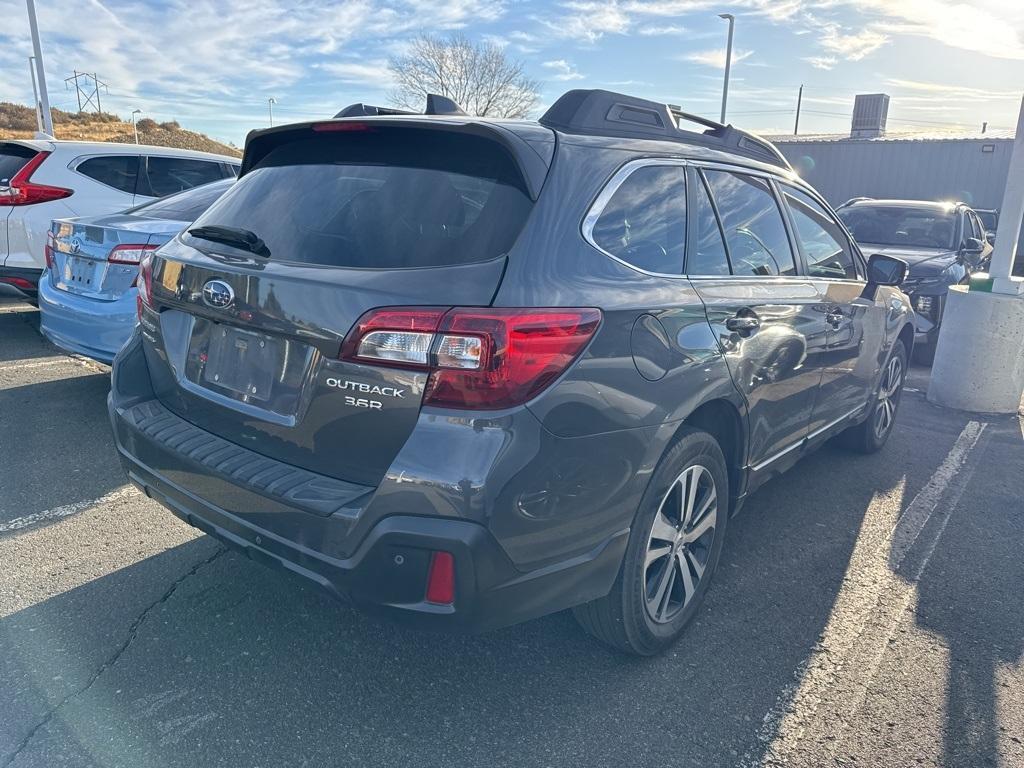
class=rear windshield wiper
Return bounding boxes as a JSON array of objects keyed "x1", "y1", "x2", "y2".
[{"x1": 187, "y1": 225, "x2": 271, "y2": 258}]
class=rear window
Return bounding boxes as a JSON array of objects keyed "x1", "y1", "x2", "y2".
[
  {"x1": 186, "y1": 128, "x2": 533, "y2": 269},
  {"x1": 127, "y1": 179, "x2": 232, "y2": 222},
  {"x1": 141, "y1": 156, "x2": 227, "y2": 197},
  {"x1": 838, "y1": 205, "x2": 957, "y2": 250},
  {"x1": 0, "y1": 145, "x2": 38, "y2": 184}
]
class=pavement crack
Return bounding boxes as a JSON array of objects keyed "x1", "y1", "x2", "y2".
[{"x1": 1, "y1": 546, "x2": 226, "y2": 768}]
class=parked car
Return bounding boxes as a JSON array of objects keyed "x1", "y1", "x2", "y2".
[
  {"x1": 0, "y1": 139, "x2": 239, "y2": 297},
  {"x1": 108, "y1": 89, "x2": 914, "y2": 655},
  {"x1": 38, "y1": 179, "x2": 234, "y2": 363},
  {"x1": 837, "y1": 199, "x2": 991, "y2": 364}
]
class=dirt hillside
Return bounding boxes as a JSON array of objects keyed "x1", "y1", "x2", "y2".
[{"x1": 0, "y1": 102, "x2": 241, "y2": 157}]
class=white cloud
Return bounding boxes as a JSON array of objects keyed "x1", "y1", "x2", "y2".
[
  {"x1": 638, "y1": 24, "x2": 688, "y2": 36},
  {"x1": 883, "y1": 78, "x2": 1023, "y2": 101},
  {"x1": 803, "y1": 55, "x2": 837, "y2": 70},
  {"x1": 543, "y1": 59, "x2": 585, "y2": 81},
  {"x1": 817, "y1": 22, "x2": 889, "y2": 60},
  {"x1": 683, "y1": 48, "x2": 755, "y2": 69},
  {"x1": 319, "y1": 60, "x2": 394, "y2": 87}
]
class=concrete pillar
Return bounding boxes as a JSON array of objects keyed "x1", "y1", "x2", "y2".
[{"x1": 927, "y1": 95, "x2": 1024, "y2": 414}]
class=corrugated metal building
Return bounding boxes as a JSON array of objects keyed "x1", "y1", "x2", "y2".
[{"x1": 769, "y1": 130, "x2": 1015, "y2": 209}]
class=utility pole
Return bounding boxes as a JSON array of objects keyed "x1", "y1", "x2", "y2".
[
  {"x1": 28, "y1": 57, "x2": 42, "y2": 132},
  {"x1": 132, "y1": 109, "x2": 141, "y2": 144},
  {"x1": 26, "y1": 0, "x2": 54, "y2": 135},
  {"x1": 64, "y1": 71, "x2": 108, "y2": 114},
  {"x1": 268, "y1": 97, "x2": 276, "y2": 127},
  {"x1": 794, "y1": 84, "x2": 803, "y2": 135},
  {"x1": 718, "y1": 13, "x2": 735, "y2": 124},
  {"x1": 982, "y1": 121, "x2": 988, "y2": 134}
]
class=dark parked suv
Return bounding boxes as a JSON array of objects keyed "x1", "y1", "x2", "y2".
[{"x1": 109, "y1": 90, "x2": 914, "y2": 654}]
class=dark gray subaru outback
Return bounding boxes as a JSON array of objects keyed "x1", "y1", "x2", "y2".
[{"x1": 109, "y1": 90, "x2": 913, "y2": 655}]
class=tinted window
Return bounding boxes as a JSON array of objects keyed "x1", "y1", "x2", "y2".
[
  {"x1": 837, "y1": 205, "x2": 957, "y2": 249},
  {"x1": 142, "y1": 157, "x2": 226, "y2": 197},
  {"x1": 127, "y1": 179, "x2": 233, "y2": 222},
  {"x1": 976, "y1": 210, "x2": 998, "y2": 232},
  {"x1": 591, "y1": 165, "x2": 687, "y2": 274},
  {"x1": 704, "y1": 171, "x2": 796, "y2": 276},
  {"x1": 188, "y1": 129, "x2": 533, "y2": 269},
  {"x1": 77, "y1": 155, "x2": 139, "y2": 194},
  {"x1": 783, "y1": 185, "x2": 859, "y2": 280},
  {"x1": 0, "y1": 144, "x2": 36, "y2": 185},
  {"x1": 686, "y1": 172, "x2": 730, "y2": 275},
  {"x1": 967, "y1": 212, "x2": 983, "y2": 241}
]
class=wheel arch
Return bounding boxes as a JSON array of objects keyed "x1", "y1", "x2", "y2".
[
  {"x1": 668, "y1": 397, "x2": 747, "y2": 514},
  {"x1": 897, "y1": 321, "x2": 914, "y2": 359}
]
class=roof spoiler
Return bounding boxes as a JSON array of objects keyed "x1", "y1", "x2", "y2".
[
  {"x1": 539, "y1": 89, "x2": 792, "y2": 171},
  {"x1": 334, "y1": 93, "x2": 467, "y2": 119}
]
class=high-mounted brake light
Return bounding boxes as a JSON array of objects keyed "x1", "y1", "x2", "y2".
[
  {"x1": 340, "y1": 307, "x2": 602, "y2": 410},
  {"x1": 109, "y1": 243, "x2": 158, "y2": 266},
  {"x1": 311, "y1": 121, "x2": 375, "y2": 133},
  {"x1": 0, "y1": 151, "x2": 73, "y2": 206}
]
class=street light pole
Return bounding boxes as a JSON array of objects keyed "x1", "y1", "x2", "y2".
[
  {"x1": 718, "y1": 13, "x2": 735, "y2": 124},
  {"x1": 268, "y1": 97, "x2": 276, "y2": 127},
  {"x1": 28, "y1": 56, "x2": 41, "y2": 132},
  {"x1": 794, "y1": 84, "x2": 803, "y2": 135},
  {"x1": 132, "y1": 109, "x2": 141, "y2": 144},
  {"x1": 25, "y1": 0, "x2": 54, "y2": 135}
]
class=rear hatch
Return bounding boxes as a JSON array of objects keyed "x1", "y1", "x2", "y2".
[
  {"x1": 140, "y1": 120, "x2": 547, "y2": 488},
  {"x1": 49, "y1": 214, "x2": 183, "y2": 300}
]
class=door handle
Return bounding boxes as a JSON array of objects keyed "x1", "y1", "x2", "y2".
[
  {"x1": 826, "y1": 308, "x2": 844, "y2": 328},
  {"x1": 726, "y1": 315, "x2": 760, "y2": 334}
]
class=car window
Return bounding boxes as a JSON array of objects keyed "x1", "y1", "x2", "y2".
[
  {"x1": 703, "y1": 170, "x2": 796, "y2": 276},
  {"x1": 837, "y1": 205, "x2": 957, "y2": 250},
  {"x1": 187, "y1": 128, "x2": 533, "y2": 269},
  {"x1": 142, "y1": 157, "x2": 227, "y2": 197},
  {"x1": 76, "y1": 155, "x2": 139, "y2": 194},
  {"x1": 686, "y1": 171, "x2": 730, "y2": 276},
  {"x1": 976, "y1": 210, "x2": 997, "y2": 232},
  {"x1": 0, "y1": 144, "x2": 37, "y2": 184},
  {"x1": 590, "y1": 164, "x2": 687, "y2": 275},
  {"x1": 782, "y1": 185, "x2": 860, "y2": 280},
  {"x1": 967, "y1": 212, "x2": 983, "y2": 241},
  {"x1": 126, "y1": 179, "x2": 233, "y2": 222}
]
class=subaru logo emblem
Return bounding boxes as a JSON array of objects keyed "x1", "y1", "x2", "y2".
[{"x1": 202, "y1": 279, "x2": 234, "y2": 309}]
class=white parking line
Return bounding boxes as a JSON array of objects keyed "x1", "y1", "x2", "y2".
[
  {"x1": 0, "y1": 486, "x2": 138, "y2": 535},
  {"x1": 741, "y1": 420, "x2": 987, "y2": 766},
  {"x1": 0, "y1": 358, "x2": 66, "y2": 371}
]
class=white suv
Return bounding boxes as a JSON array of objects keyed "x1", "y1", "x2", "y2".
[{"x1": 1, "y1": 140, "x2": 239, "y2": 296}]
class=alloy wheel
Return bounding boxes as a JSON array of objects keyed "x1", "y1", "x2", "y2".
[
  {"x1": 643, "y1": 464, "x2": 718, "y2": 624},
  {"x1": 874, "y1": 354, "x2": 903, "y2": 440}
]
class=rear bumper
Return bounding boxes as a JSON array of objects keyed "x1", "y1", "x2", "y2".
[
  {"x1": 108, "y1": 334, "x2": 629, "y2": 633},
  {"x1": 0, "y1": 266, "x2": 42, "y2": 295},
  {"x1": 38, "y1": 273, "x2": 136, "y2": 364}
]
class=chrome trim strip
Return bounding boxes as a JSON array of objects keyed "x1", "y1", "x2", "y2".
[{"x1": 750, "y1": 404, "x2": 865, "y2": 472}]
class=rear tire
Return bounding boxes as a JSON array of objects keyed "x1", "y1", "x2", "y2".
[
  {"x1": 840, "y1": 339, "x2": 907, "y2": 454},
  {"x1": 573, "y1": 428, "x2": 729, "y2": 656}
]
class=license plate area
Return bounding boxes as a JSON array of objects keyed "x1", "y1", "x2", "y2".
[
  {"x1": 64, "y1": 256, "x2": 101, "y2": 290},
  {"x1": 201, "y1": 326, "x2": 280, "y2": 401}
]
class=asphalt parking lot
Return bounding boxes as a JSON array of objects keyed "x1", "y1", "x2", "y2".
[{"x1": 1, "y1": 285, "x2": 1022, "y2": 768}]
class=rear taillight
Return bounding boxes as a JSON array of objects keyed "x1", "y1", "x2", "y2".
[
  {"x1": 0, "y1": 152, "x2": 73, "y2": 206},
  {"x1": 341, "y1": 307, "x2": 601, "y2": 410},
  {"x1": 425, "y1": 551, "x2": 455, "y2": 605},
  {"x1": 44, "y1": 232, "x2": 56, "y2": 270},
  {"x1": 110, "y1": 243, "x2": 157, "y2": 266},
  {"x1": 136, "y1": 250, "x2": 155, "y2": 321}
]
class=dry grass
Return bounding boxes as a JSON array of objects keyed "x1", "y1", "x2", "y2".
[{"x1": 0, "y1": 102, "x2": 241, "y2": 157}]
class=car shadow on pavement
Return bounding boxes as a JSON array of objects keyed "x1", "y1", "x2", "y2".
[
  {"x1": 0, "y1": 299, "x2": 54, "y2": 363},
  {"x1": 0, "y1": 373, "x2": 123, "y2": 527},
  {"x1": 903, "y1": 417, "x2": 1024, "y2": 768},
  {"x1": 0, "y1": 397, "x2": 972, "y2": 768}
]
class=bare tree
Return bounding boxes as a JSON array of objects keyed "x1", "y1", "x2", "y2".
[{"x1": 388, "y1": 34, "x2": 540, "y2": 119}]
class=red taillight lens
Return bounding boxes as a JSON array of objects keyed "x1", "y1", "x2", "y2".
[
  {"x1": 425, "y1": 551, "x2": 455, "y2": 605},
  {"x1": 110, "y1": 243, "x2": 158, "y2": 266},
  {"x1": 312, "y1": 121, "x2": 374, "y2": 132},
  {"x1": 340, "y1": 307, "x2": 601, "y2": 410},
  {"x1": 0, "y1": 152, "x2": 73, "y2": 206},
  {"x1": 136, "y1": 251, "x2": 155, "y2": 321}
]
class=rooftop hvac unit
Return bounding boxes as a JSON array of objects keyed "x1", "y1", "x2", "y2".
[{"x1": 851, "y1": 93, "x2": 890, "y2": 138}]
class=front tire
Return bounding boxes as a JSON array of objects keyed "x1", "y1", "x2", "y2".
[
  {"x1": 573, "y1": 428, "x2": 729, "y2": 656},
  {"x1": 841, "y1": 339, "x2": 907, "y2": 454}
]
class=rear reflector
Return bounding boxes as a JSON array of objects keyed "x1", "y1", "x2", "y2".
[
  {"x1": 109, "y1": 243, "x2": 158, "y2": 265},
  {"x1": 425, "y1": 551, "x2": 455, "y2": 605},
  {"x1": 0, "y1": 277, "x2": 35, "y2": 291},
  {"x1": 340, "y1": 307, "x2": 601, "y2": 410},
  {"x1": 0, "y1": 151, "x2": 73, "y2": 206}
]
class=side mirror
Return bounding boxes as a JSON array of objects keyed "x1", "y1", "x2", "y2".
[
  {"x1": 867, "y1": 253, "x2": 907, "y2": 286},
  {"x1": 962, "y1": 237, "x2": 984, "y2": 254}
]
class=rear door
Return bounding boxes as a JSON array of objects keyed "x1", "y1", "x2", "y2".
[
  {"x1": 779, "y1": 183, "x2": 883, "y2": 433},
  {"x1": 687, "y1": 166, "x2": 831, "y2": 470},
  {"x1": 140, "y1": 123, "x2": 543, "y2": 487}
]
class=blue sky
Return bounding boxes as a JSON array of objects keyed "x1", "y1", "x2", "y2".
[{"x1": 2, "y1": 0, "x2": 1023, "y2": 146}]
